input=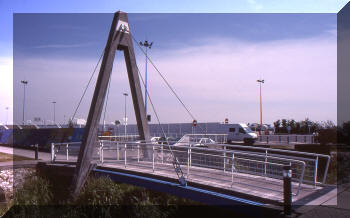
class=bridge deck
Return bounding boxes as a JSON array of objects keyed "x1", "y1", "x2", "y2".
[
  {"x1": 98, "y1": 158, "x2": 335, "y2": 206},
  {"x1": 50, "y1": 142, "x2": 336, "y2": 208}
]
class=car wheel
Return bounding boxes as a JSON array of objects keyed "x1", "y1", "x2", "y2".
[{"x1": 243, "y1": 138, "x2": 253, "y2": 145}]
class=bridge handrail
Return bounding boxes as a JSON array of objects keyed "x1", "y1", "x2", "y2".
[
  {"x1": 96, "y1": 140, "x2": 326, "y2": 185},
  {"x1": 97, "y1": 141, "x2": 306, "y2": 196},
  {"x1": 51, "y1": 141, "x2": 81, "y2": 146},
  {"x1": 51, "y1": 140, "x2": 329, "y2": 196},
  {"x1": 221, "y1": 143, "x2": 330, "y2": 184}
]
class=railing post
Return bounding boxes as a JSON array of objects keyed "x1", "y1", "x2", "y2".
[
  {"x1": 304, "y1": 135, "x2": 306, "y2": 143},
  {"x1": 99, "y1": 144, "x2": 102, "y2": 162},
  {"x1": 117, "y1": 142, "x2": 119, "y2": 161},
  {"x1": 264, "y1": 150, "x2": 268, "y2": 176},
  {"x1": 322, "y1": 156, "x2": 330, "y2": 184},
  {"x1": 137, "y1": 144, "x2": 140, "y2": 163},
  {"x1": 223, "y1": 144, "x2": 226, "y2": 172},
  {"x1": 124, "y1": 143, "x2": 127, "y2": 168},
  {"x1": 189, "y1": 143, "x2": 192, "y2": 167},
  {"x1": 283, "y1": 165, "x2": 292, "y2": 217},
  {"x1": 231, "y1": 153, "x2": 235, "y2": 186},
  {"x1": 287, "y1": 136, "x2": 290, "y2": 144},
  {"x1": 279, "y1": 135, "x2": 281, "y2": 143},
  {"x1": 101, "y1": 147, "x2": 104, "y2": 164},
  {"x1": 34, "y1": 144, "x2": 39, "y2": 160},
  {"x1": 152, "y1": 144, "x2": 155, "y2": 172},
  {"x1": 314, "y1": 156, "x2": 319, "y2": 188},
  {"x1": 266, "y1": 136, "x2": 269, "y2": 144},
  {"x1": 161, "y1": 142, "x2": 164, "y2": 164},
  {"x1": 66, "y1": 143, "x2": 69, "y2": 161},
  {"x1": 187, "y1": 147, "x2": 190, "y2": 177},
  {"x1": 51, "y1": 143, "x2": 55, "y2": 162},
  {"x1": 296, "y1": 135, "x2": 298, "y2": 143}
]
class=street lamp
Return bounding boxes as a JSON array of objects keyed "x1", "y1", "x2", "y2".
[
  {"x1": 139, "y1": 40, "x2": 153, "y2": 116},
  {"x1": 52, "y1": 101, "x2": 56, "y2": 123},
  {"x1": 257, "y1": 79, "x2": 264, "y2": 135},
  {"x1": 21, "y1": 80, "x2": 28, "y2": 125},
  {"x1": 123, "y1": 93, "x2": 128, "y2": 138}
]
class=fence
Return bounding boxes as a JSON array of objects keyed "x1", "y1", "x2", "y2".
[
  {"x1": 258, "y1": 134, "x2": 315, "y2": 144},
  {"x1": 51, "y1": 139, "x2": 329, "y2": 196}
]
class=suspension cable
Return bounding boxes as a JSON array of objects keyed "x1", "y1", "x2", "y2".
[
  {"x1": 71, "y1": 50, "x2": 104, "y2": 121},
  {"x1": 130, "y1": 34, "x2": 196, "y2": 121},
  {"x1": 130, "y1": 33, "x2": 207, "y2": 134},
  {"x1": 130, "y1": 31, "x2": 190, "y2": 183},
  {"x1": 133, "y1": 55, "x2": 187, "y2": 183},
  {"x1": 102, "y1": 69, "x2": 113, "y2": 132}
]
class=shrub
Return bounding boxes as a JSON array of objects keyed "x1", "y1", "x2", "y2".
[
  {"x1": 14, "y1": 174, "x2": 52, "y2": 205},
  {"x1": 75, "y1": 176, "x2": 123, "y2": 206}
]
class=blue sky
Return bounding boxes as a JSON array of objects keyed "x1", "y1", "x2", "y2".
[
  {"x1": 1, "y1": 0, "x2": 348, "y2": 125},
  {"x1": 13, "y1": 13, "x2": 336, "y2": 58}
]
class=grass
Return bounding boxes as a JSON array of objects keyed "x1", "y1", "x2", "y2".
[
  {"x1": 0, "y1": 152, "x2": 33, "y2": 162},
  {"x1": 1, "y1": 172, "x2": 206, "y2": 217}
]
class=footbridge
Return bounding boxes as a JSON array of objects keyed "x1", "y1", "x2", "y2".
[
  {"x1": 50, "y1": 136, "x2": 334, "y2": 215},
  {"x1": 54, "y1": 11, "x2": 336, "y2": 216}
]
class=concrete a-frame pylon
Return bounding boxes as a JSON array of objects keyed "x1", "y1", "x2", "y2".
[{"x1": 70, "y1": 11, "x2": 151, "y2": 198}]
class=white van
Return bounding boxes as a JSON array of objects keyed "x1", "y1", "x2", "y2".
[{"x1": 222, "y1": 123, "x2": 258, "y2": 144}]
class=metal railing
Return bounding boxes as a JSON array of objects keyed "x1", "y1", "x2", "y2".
[
  {"x1": 51, "y1": 140, "x2": 329, "y2": 197},
  {"x1": 96, "y1": 140, "x2": 310, "y2": 196},
  {"x1": 98, "y1": 135, "x2": 139, "y2": 142},
  {"x1": 184, "y1": 134, "x2": 228, "y2": 144},
  {"x1": 51, "y1": 142, "x2": 82, "y2": 162},
  {"x1": 223, "y1": 144, "x2": 330, "y2": 186},
  {"x1": 258, "y1": 134, "x2": 316, "y2": 144}
]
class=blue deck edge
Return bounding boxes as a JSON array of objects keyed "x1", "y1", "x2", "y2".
[{"x1": 93, "y1": 168, "x2": 275, "y2": 216}]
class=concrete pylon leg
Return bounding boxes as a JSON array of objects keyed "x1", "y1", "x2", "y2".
[{"x1": 70, "y1": 11, "x2": 151, "y2": 200}]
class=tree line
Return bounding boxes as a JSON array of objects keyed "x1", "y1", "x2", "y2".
[
  {"x1": 273, "y1": 118, "x2": 333, "y2": 134},
  {"x1": 273, "y1": 118, "x2": 350, "y2": 145}
]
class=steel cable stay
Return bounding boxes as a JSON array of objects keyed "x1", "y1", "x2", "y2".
[
  {"x1": 101, "y1": 64, "x2": 114, "y2": 132},
  {"x1": 71, "y1": 50, "x2": 105, "y2": 122},
  {"x1": 133, "y1": 53, "x2": 187, "y2": 185},
  {"x1": 130, "y1": 33, "x2": 207, "y2": 135}
]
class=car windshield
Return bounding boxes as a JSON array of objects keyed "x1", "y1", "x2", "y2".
[{"x1": 243, "y1": 126, "x2": 253, "y2": 133}]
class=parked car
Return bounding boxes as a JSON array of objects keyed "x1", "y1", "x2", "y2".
[{"x1": 194, "y1": 138, "x2": 216, "y2": 148}]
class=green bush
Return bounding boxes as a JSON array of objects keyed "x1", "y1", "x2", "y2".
[
  {"x1": 75, "y1": 176, "x2": 123, "y2": 206},
  {"x1": 6, "y1": 174, "x2": 200, "y2": 217},
  {"x1": 14, "y1": 174, "x2": 52, "y2": 205}
]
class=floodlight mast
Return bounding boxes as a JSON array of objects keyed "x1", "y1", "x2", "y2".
[
  {"x1": 70, "y1": 11, "x2": 151, "y2": 200},
  {"x1": 139, "y1": 40, "x2": 153, "y2": 116},
  {"x1": 257, "y1": 79, "x2": 264, "y2": 135}
]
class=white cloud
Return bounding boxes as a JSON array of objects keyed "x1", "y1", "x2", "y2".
[
  {"x1": 247, "y1": 0, "x2": 263, "y2": 11},
  {"x1": 0, "y1": 56, "x2": 13, "y2": 124},
  {"x1": 12, "y1": 34, "x2": 337, "y2": 125},
  {"x1": 33, "y1": 42, "x2": 94, "y2": 49},
  {"x1": 147, "y1": 34, "x2": 336, "y2": 123}
]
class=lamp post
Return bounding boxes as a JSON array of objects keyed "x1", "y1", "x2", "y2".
[
  {"x1": 21, "y1": 80, "x2": 28, "y2": 125},
  {"x1": 52, "y1": 101, "x2": 56, "y2": 123},
  {"x1": 257, "y1": 79, "x2": 264, "y2": 135},
  {"x1": 123, "y1": 93, "x2": 128, "y2": 138},
  {"x1": 139, "y1": 40, "x2": 153, "y2": 116}
]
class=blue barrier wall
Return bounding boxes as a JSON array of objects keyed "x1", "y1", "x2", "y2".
[{"x1": 1, "y1": 128, "x2": 85, "y2": 149}]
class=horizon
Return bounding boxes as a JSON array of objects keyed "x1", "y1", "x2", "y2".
[
  {"x1": 10, "y1": 13, "x2": 337, "y2": 126},
  {"x1": 14, "y1": 13, "x2": 336, "y2": 126},
  {"x1": 1, "y1": 1, "x2": 348, "y2": 127}
]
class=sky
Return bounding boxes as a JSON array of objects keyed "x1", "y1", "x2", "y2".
[{"x1": 1, "y1": 0, "x2": 349, "y2": 126}]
